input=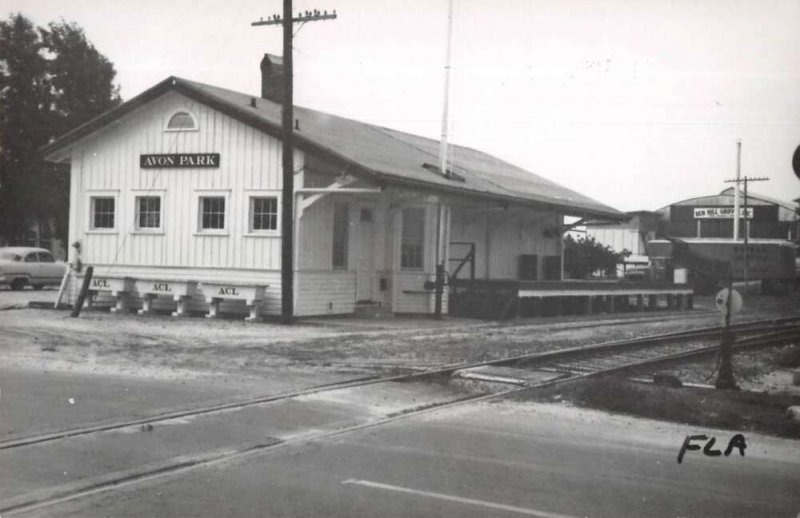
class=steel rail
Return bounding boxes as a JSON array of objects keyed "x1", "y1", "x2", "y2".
[
  {"x1": 3, "y1": 324, "x2": 799, "y2": 516},
  {"x1": 2, "y1": 316, "x2": 798, "y2": 452},
  {"x1": 520, "y1": 327, "x2": 800, "y2": 388}
]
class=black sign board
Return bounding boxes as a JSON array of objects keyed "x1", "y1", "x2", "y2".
[
  {"x1": 793, "y1": 144, "x2": 800, "y2": 180},
  {"x1": 140, "y1": 153, "x2": 220, "y2": 169}
]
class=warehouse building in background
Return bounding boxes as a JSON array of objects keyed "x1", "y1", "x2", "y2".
[
  {"x1": 657, "y1": 187, "x2": 799, "y2": 241},
  {"x1": 587, "y1": 188, "x2": 799, "y2": 289}
]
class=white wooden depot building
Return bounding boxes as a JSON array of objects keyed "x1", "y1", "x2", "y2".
[{"x1": 42, "y1": 56, "x2": 625, "y2": 319}]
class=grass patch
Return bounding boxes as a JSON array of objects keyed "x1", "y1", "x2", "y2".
[{"x1": 516, "y1": 375, "x2": 800, "y2": 439}]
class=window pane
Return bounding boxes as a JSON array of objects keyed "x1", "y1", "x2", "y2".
[
  {"x1": 38, "y1": 252, "x2": 55, "y2": 263},
  {"x1": 137, "y1": 196, "x2": 161, "y2": 229},
  {"x1": 332, "y1": 203, "x2": 349, "y2": 269},
  {"x1": 92, "y1": 197, "x2": 115, "y2": 229},
  {"x1": 401, "y1": 208, "x2": 425, "y2": 269},
  {"x1": 251, "y1": 197, "x2": 278, "y2": 231},
  {"x1": 200, "y1": 196, "x2": 225, "y2": 230},
  {"x1": 24, "y1": 253, "x2": 38, "y2": 263},
  {"x1": 167, "y1": 112, "x2": 195, "y2": 129}
]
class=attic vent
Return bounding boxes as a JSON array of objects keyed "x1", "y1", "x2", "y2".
[
  {"x1": 166, "y1": 111, "x2": 196, "y2": 130},
  {"x1": 421, "y1": 163, "x2": 465, "y2": 182}
]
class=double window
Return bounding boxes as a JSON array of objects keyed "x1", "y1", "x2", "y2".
[{"x1": 401, "y1": 207, "x2": 425, "y2": 270}]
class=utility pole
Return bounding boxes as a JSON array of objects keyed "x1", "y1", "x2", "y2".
[
  {"x1": 252, "y1": 4, "x2": 337, "y2": 324},
  {"x1": 733, "y1": 140, "x2": 741, "y2": 240},
  {"x1": 724, "y1": 175, "x2": 768, "y2": 293}
]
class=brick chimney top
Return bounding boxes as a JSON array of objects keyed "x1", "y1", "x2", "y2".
[{"x1": 260, "y1": 54, "x2": 284, "y2": 103}]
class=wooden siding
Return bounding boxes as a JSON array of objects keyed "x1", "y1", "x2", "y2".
[
  {"x1": 450, "y1": 208, "x2": 561, "y2": 280},
  {"x1": 68, "y1": 91, "x2": 300, "y2": 272},
  {"x1": 392, "y1": 271, "x2": 434, "y2": 313},
  {"x1": 297, "y1": 195, "x2": 336, "y2": 271},
  {"x1": 295, "y1": 271, "x2": 356, "y2": 316},
  {"x1": 587, "y1": 228, "x2": 645, "y2": 256}
]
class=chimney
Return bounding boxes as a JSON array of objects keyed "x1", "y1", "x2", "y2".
[{"x1": 260, "y1": 54, "x2": 284, "y2": 103}]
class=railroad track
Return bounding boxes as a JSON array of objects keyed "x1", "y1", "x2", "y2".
[
  {"x1": 3, "y1": 315, "x2": 799, "y2": 516},
  {"x1": 3, "y1": 314, "x2": 797, "y2": 453},
  {"x1": 507, "y1": 323, "x2": 800, "y2": 381}
]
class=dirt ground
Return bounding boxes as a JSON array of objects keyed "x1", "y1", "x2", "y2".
[
  {"x1": 631, "y1": 342, "x2": 800, "y2": 396},
  {"x1": 1, "y1": 287, "x2": 798, "y2": 388}
]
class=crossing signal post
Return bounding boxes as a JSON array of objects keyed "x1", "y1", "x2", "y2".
[{"x1": 252, "y1": 3, "x2": 336, "y2": 324}]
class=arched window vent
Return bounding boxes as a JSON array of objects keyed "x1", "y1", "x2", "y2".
[{"x1": 165, "y1": 111, "x2": 197, "y2": 131}]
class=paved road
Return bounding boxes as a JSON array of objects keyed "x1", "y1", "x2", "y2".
[
  {"x1": 0, "y1": 371, "x2": 469, "y2": 513},
  {"x1": 11, "y1": 399, "x2": 800, "y2": 518},
  {"x1": 0, "y1": 366, "x2": 357, "y2": 442}
]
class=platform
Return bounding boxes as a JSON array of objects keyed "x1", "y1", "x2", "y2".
[{"x1": 450, "y1": 279, "x2": 693, "y2": 319}]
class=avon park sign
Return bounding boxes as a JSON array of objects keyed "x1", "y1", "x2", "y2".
[{"x1": 140, "y1": 153, "x2": 220, "y2": 169}]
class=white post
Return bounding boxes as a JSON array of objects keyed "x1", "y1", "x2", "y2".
[
  {"x1": 439, "y1": 0, "x2": 454, "y2": 180},
  {"x1": 733, "y1": 139, "x2": 741, "y2": 240},
  {"x1": 54, "y1": 268, "x2": 71, "y2": 309}
]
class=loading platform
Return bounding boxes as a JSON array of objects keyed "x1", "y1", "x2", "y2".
[{"x1": 449, "y1": 279, "x2": 693, "y2": 320}]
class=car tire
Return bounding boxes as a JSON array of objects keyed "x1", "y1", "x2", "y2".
[{"x1": 11, "y1": 278, "x2": 26, "y2": 291}]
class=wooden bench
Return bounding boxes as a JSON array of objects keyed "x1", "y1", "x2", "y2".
[
  {"x1": 134, "y1": 279, "x2": 199, "y2": 317},
  {"x1": 198, "y1": 283, "x2": 267, "y2": 321},
  {"x1": 84, "y1": 276, "x2": 134, "y2": 313}
]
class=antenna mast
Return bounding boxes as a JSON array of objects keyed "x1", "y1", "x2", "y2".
[
  {"x1": 434, "y1": 0, "x2": 455, "y2": 318},
  {"x1": 439, "y1": 0, "x2": 455, "y2": 179}
]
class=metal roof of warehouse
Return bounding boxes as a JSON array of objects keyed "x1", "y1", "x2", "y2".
[
  {"x1": 657, "y1": 188, "x2": 797, "y2": 221},
  {"x1": 42, "y1": 76, "x2": 625, "y2": 220}
]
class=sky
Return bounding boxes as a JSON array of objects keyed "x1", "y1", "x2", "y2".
[{"x1": 4, "y1": 0, "x2": 800, "y2": 212}]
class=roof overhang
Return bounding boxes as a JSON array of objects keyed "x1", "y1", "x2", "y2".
[{"x1": 41, "y1": 77, "x2": 626, "y2": 222}]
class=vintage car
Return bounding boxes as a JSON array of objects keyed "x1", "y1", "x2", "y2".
[{"x1": 0, "y1": 247, "x2": 68, "y2": 290}]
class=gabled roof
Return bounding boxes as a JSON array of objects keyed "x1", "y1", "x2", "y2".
[{"x1": 42, "y1": 76, "x2": 624, "y2": 220}]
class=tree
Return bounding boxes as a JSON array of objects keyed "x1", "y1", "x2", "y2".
[
  {"x1": 0, "y1": 13, "x2": 120, "y2": 247},
  {"x1": 563, "y1": 235, "x2": 630, "y2": 279}
]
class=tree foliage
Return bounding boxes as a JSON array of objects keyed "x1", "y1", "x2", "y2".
[
  {"x1": 0, "y1": 13, "x2": 120, "y2": 245},
  {"x1": 563, "y1": 235, "x2": 630, "y2": 279}
]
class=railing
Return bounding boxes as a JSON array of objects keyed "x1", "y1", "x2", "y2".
[{"x1": 449, "y1": 241, "x2": 476, "y2": 282}]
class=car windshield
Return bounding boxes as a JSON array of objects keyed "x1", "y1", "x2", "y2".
[{"x1": 0, "y1": 251, "x2": 22, "y2": 261}]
